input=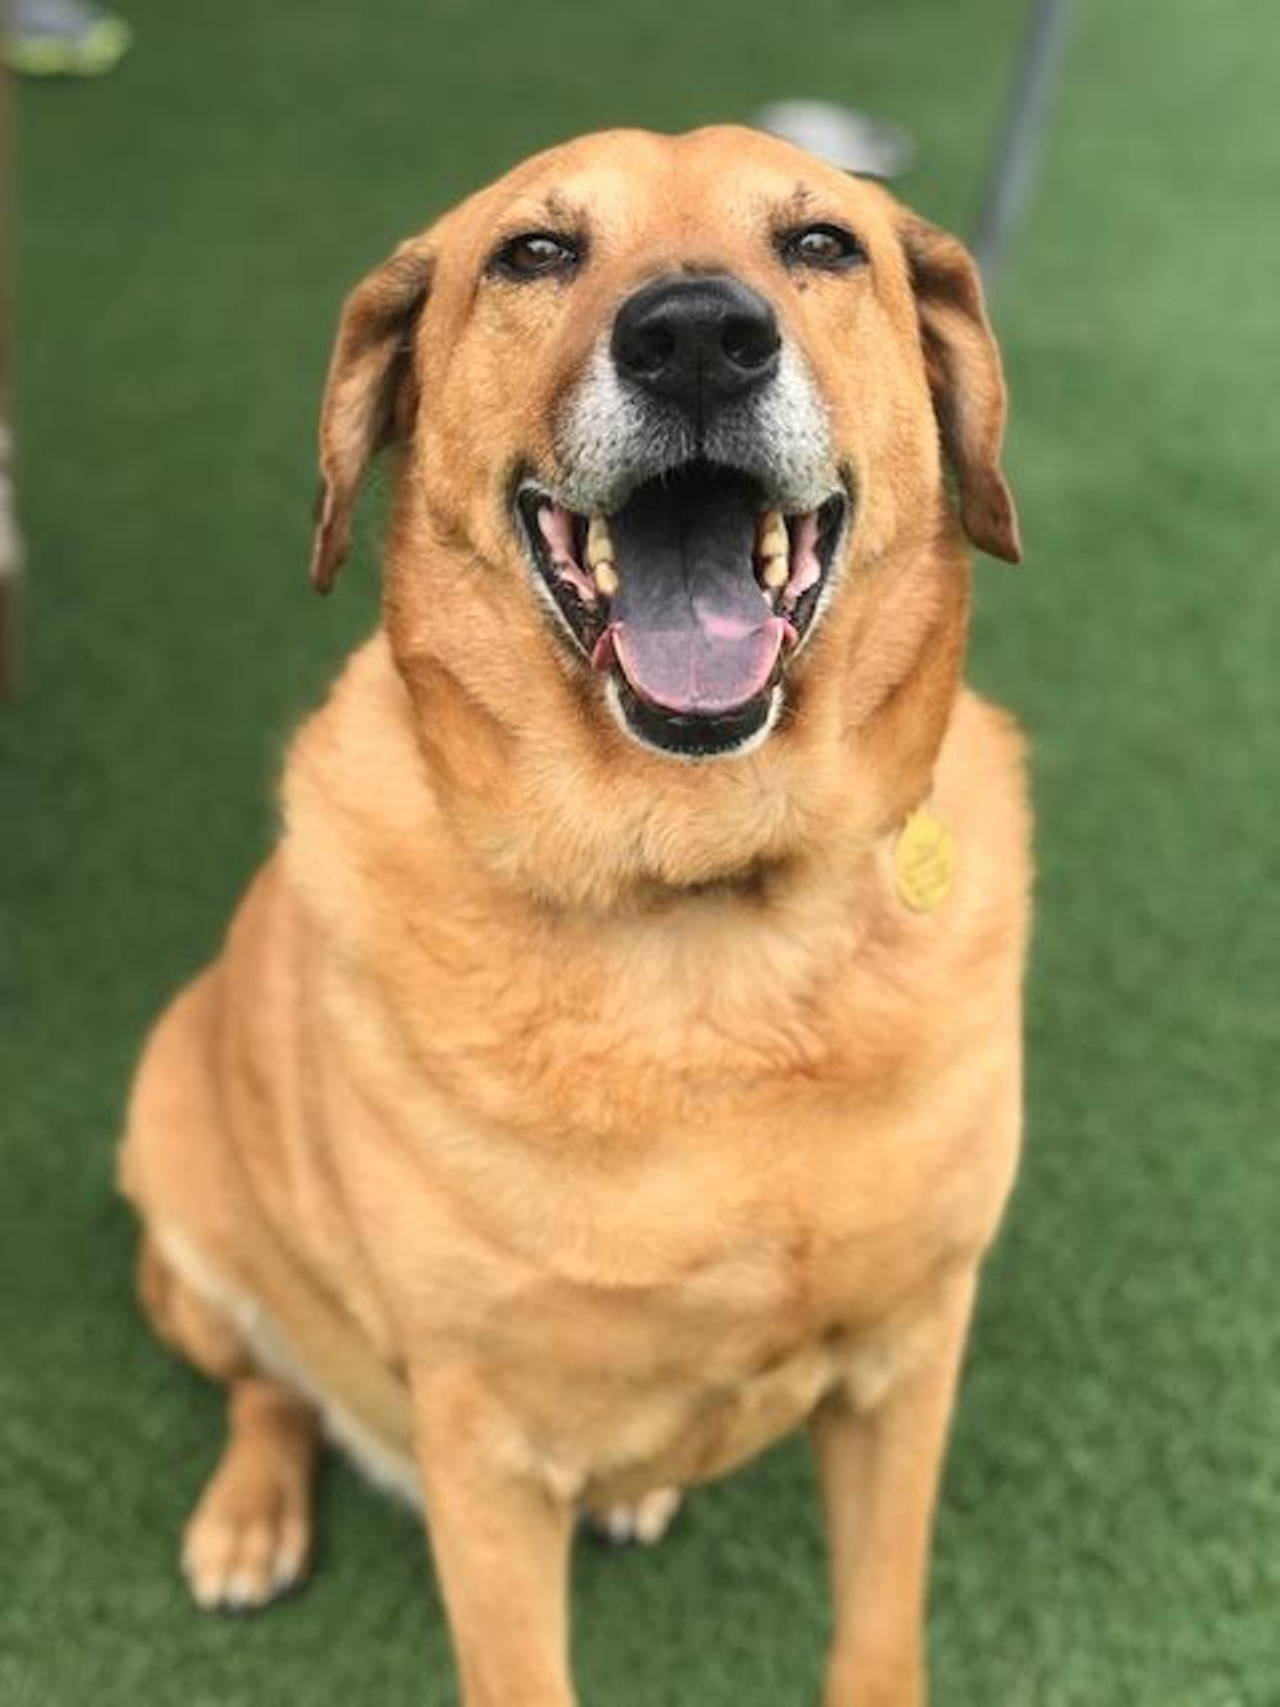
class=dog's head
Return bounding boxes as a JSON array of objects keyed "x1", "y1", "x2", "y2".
[{"x1": 308, "y1": 127, "x2": 1017, "y2": 886}]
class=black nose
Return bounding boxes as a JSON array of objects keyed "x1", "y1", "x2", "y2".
[{"x1": 611, "y1": 274, "x2": 781, "y2": 417}]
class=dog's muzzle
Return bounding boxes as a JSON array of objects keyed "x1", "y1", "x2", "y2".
[{"x1": 515, "y1": 274, "x2": 850, "y2": 759}]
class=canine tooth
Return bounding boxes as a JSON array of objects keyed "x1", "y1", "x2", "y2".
[
  {"x1": 587, "y1": 514, "x2": 614, "y2": 570},
  {"x1": 761, "y1": 555, "x2": 789, "y2": 592},
  {"x1": 593, "y1": 562, "x2": 619, "y2": 598},
  {"x1": 758, "y1": 511, "x2": 788, "y2": 562}
]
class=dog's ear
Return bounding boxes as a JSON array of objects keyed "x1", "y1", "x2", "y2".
[
  {"x1": 309, "y1": 240, "x2": 435, "y2": 593},
  {"x1": 900, "y1": 216, "x2": 1021, "y2": 564}
]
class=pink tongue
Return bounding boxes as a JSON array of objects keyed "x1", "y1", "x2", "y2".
[
  {"x1": 599, "y1": 466, "x2": 789, "y2": 717},
  {"x1": 609, "y1": 611, "x2": 789, "y2": 715}
]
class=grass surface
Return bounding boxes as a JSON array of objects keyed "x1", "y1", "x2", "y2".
[{"x1": 2, "y1": 1, "x2": 1277, "y2": 1701}]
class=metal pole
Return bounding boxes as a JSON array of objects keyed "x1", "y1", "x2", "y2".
[
  {"x1": 0, "y1": 53, "x2": 21, "y2": 700},
  {"x1": 971, "y1": 0, "x2": 1074, "y2": 288}
]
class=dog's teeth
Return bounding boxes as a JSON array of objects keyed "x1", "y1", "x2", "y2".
[
  {"x1": 587, "y1": 514, "x2": 614, "y2": 571},
  {"x1": 587, "y1": 516, "x2": 618, "y2": 596},
  {"x1": 757, "y1": 511, "x2": 790, "y2": 594},
  {"x1": 758, "y1": 510, "x2": 788, "y2": 563}
]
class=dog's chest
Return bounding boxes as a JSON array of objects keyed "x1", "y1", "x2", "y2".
[
  {"x1": 343, "y1": 820, "x2": 1020, "y2": 1498},
  {"x1": 532, "y1": 1234, "x2": 918, "y2": 1503},
  {"x1": 366, "y1": 983, "x2": 1007, "y2": 1494},
  {"x1": 462, "y1": 1154, "x2": 963, "y2": 1501}
]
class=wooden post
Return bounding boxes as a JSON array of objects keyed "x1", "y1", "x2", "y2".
[{"x1": 0, "y1": 59, "x2": 20, "y2": 700}]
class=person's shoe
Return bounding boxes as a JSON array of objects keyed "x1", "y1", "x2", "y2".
[{"x1": 2, "y1": 0, "x2": 131, "y2": 77}]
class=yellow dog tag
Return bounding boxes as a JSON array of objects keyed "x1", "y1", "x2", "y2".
[{"x1": 894, "y1": 808, "x2": 955, "y2": 912}]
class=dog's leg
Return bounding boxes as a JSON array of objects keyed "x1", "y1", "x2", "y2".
[
  {"x1": 182, "y1": 1378, "x2": 319, "y2": 1610},
  {"x1": 412, "y1": 1366, "x2": 577, "y2": 1707},
  {"x1": 809, "y1": 1272, "x2": 977, "y2": 1707},
  {"x1": 137, "y1": 1236, "x2": 321, "y2": 1611}
]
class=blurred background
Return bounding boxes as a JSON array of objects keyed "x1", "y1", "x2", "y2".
[{"x1": 0, "y1": 1, "x2": 1276, "y2": 1702}]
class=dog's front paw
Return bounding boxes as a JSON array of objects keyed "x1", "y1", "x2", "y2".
[{"x1": 586, "y1": 1486, "x2": 682, "y2": 1547}]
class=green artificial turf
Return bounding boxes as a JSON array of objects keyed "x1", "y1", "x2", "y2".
[{"x1": 2, "y1": 1, "x2": 1277, "y2": 1701}]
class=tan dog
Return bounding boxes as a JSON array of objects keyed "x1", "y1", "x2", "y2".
[{"x1": 120, "y1": 125, "x2": 1030, "y2": 1706}]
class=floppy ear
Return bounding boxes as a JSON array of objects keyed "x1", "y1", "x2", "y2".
[
  {"x1": 309, "y1": 240, "x2": 435, "y2": 593},
  {"x1": 900, "y1": 216, "x2": 1021, "y2": 564}
]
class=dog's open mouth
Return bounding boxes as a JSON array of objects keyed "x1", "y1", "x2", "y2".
[{"x1": 517, "y1": 461, "x2": 847, "y2": 757}]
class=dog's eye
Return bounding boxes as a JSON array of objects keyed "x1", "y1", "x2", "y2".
[
  {"x1": 779, "y1": 224, "x2": 867, "y2": 271},
  {"x1": 490, "y1": 232, "x2": 580, "y2": 282}
]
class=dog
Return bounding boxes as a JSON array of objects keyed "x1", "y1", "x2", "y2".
[{"x1": 120, "y1": 124, "x2": 1030, "y2": 1706}]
